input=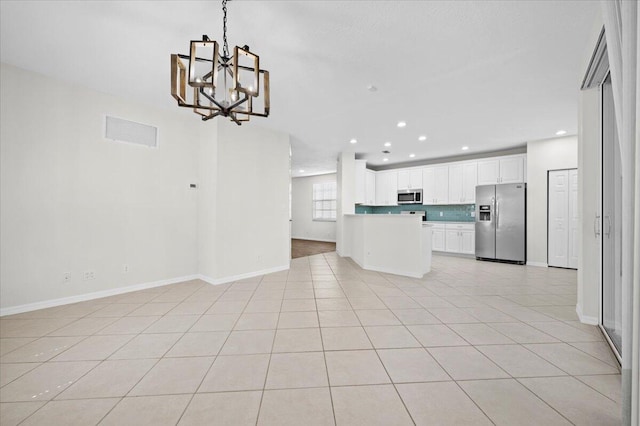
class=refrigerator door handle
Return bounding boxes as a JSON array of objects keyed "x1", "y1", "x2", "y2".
[{"x1": 495, "y1": 199, "x2": 500, "y2": 229}]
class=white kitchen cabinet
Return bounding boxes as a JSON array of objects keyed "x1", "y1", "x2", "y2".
[
  {"x1": 460, "y1": 229, "x2": 475, "y2": 254},
  {"x1": 355, "y1": 160, "x2": 367, "y2": 204},
  {"x1": 445, "y1": 230, "x2": 461, "y2": 253},
  {"x1": 397, "y1": 169, "x2": 423, "y2": 190},
  {"x1": 422, "y1": 166, "x2": 448, "y2": 205},
  {"x1": 444, "y1": 223, "x2": 475, "y2": 254},
  {"x1": 365, "y1": 169, "x2": 376, "y2": 205},
  {"x1": 477, "y1": 159, "x2": 500, "y2": 185},
  {"x1": 477, "y1": 155, "x2": 525, "y2": 185},
  {"x1": 448, "y1": 163, "x2": 476, "y2": 204},
  {"x1": 375, "y1": 171, "x2": 398, "y2": 206},
  {"x1": 431, "y1": 225, "x2": 446, "y2": 251},
  {"x1": 462, "y1": 162, "x2": 478, "y2": 203}
]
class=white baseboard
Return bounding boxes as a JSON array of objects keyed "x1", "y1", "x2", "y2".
[
  {"x1": 291, "y1": 237, "x2": 336, "y2": 243},
  {"x1": 0, "y1": 274, "x2": 200, "y2": 317},
  {"x1": 576, "y1": 303, "x2": 599, "y2": 325},
  {"x1": 526, "y1": 261, "x2": 548, "y2": 267},
  {"x1": 198, "y1": 264, "x2": 290, "y2": 286}
]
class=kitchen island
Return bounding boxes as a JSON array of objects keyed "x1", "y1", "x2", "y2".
[{"x1": 342, "y1": 214, "x2": 432, "y2": 278}]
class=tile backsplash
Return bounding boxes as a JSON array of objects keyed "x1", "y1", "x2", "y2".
[{"x1": 354, "y1": 204, "x2": 475, "y2": 222}]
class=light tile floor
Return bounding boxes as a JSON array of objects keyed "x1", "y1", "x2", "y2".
[{"x1": 0, "y1": 253, "x2": 622, "y2": 425}]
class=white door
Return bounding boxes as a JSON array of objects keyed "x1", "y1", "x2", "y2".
[
  {"x1": 499, "y1": 157, "x2": 524, "y2": 183},
  {"x1": 462, "y1": 162, "x2": 478, "y2": 203},
  {"x1": 448, "y1": 164, "x2": 463, "y2": 204},
  {"x1": 477, "y1": 159, "x2": 500, "y2": 185},
  {"x1": 548, "y1": 170, "x2": 569, "y2": 267},
  {"x1": 568, "y1": 169, "x2": 579, "y2": 268}
]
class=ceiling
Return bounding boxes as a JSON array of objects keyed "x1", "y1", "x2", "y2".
[{"x1": 0, "y1": 1, "x2": 599, "y2": 177}]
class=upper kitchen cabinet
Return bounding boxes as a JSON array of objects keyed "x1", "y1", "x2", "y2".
[
  {"x1": 422, "y1": 166, "x2": 448, "y2": 205},
  {"x1": 365, "y1": 169, "x2": 376, "y2": 205},
  {"x1": 477, "y1": 155, "x2": 525, "y2": 185},
  {"x1": 355, "y1": 160, "x2": 367, "y2": 204},
  {"x1": 375, "y1": 171, "x2": 398, "y2": 206},
  {"x1": 397, "y1": 169, "x2": 423, "y2": 190},
  {"x1": 448, "y1": 162, "x2": 477, "y2": 204}
]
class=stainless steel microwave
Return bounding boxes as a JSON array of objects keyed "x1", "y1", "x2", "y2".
[{"x1": 397, "y1": 189, "x2": 423, "y2": 204}]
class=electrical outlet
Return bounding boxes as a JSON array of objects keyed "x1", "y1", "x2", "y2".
[
  {"x1": 123, "y1": 264, "x2": 129, "y2": 274},
  {"x1": 63, "y1": 272, "x2": 71, "y2": 283},
  {"x1": 83, "y1": 271, "x2": 95, "y2": 280}
]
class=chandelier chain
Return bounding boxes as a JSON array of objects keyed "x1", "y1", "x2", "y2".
[{"x1": 222, "y1": 0, "x2": 229, "y2": 58}]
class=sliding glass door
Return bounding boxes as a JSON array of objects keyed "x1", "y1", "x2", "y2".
[{"x1": 601, "y1": 73, "x2": 622, "y2": 356}]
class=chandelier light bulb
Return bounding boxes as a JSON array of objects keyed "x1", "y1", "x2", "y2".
[
  {"x1": 418, "y1": 135, "x2": 427, "y2": 141},
  {"x1": 397, "y1": 121, "x2": 407, "y2": 128}
]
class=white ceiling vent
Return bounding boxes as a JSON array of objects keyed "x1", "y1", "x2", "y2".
[{"x1": 105, "y1": 115, "x2": 158, "y2": 148}]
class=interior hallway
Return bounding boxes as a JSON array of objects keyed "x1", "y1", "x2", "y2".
[{"x1": 0, "y1": 254, "x2": 620, "y2": 425}]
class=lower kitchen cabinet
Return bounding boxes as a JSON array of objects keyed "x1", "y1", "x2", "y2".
[
  {"x1": 430, "y1": 223, "x2": 475, "y2": 255},
  {"x1": 431, "y1": 225, "x2": 445, "y2": 251}
]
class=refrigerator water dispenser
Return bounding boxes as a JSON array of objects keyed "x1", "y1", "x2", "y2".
[{"x1": 479, "y1": 205, "x2": 491, "y2": 221}]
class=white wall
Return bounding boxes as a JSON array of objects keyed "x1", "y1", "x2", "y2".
[
  {"x1": 0, "y1": 63, "x2": 292, "y2": 313},
  {"x1": 336, "y1": 152, "x2": 356, "y2": 256},
  {"x1": 526, "y1": 136, "x2": 578, "y2": 265},
  {"x1": 213, "y1": 121, "x2": 291, "y2": 280},
  {"x1": 0, "y1": 63, "x2": 201, "y2": 310},
  {"x1": 291, "y1": 173, "x2": 337, "y2": 242}
]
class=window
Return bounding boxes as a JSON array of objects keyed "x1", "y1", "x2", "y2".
[{"x1": 312, "y1": 181, "x2": 337, "y2": 221}]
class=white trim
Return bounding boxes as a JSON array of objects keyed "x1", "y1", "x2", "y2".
[
  {"x1": 526, "y1": 261, "x2": 548, "y2": 267},
  {"x1": 291, "y1": 237, "x2": 337, "y2": 243},
  {"x1": 0, "y1": 274, "x2": 199, "y2": 317},
  {"x1": 198, "y1": 264, "x2": 290, "y2": 286},
  {"x1": 576, "y1": 303, "x2": 599, "y2": 325}
]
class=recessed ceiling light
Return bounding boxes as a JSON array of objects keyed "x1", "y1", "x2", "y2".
[
  {"x1": 556, "y1": 130, "x2": 567, "y2": 136},
  {"x1": 397, "y1": 121, "x2": 407, "y2": 128},
  {"x1": 384, "y1": 142, "x2": 391, "y2": 147},
  {"x1": 418, "y1": 135, "x2": 427, "y2": 141},
  {"x1": 383, "y1": 158, "x2": 389, "y2": 162},
  {"x1": 367, "y1": 85, "x2": 377, "y2": 92},
  {"x1": 299, "y1": 169, "x2": 305, "y2": 173},
  {"x1": 409, "y1": 153, "x2": 416, "y2": 158},
  {"x1": 461, "y1": 146, "x2": 469, "y2": 151},
  {"x1": 350, "y1": 138, "x2": 357, "y2": 144}
]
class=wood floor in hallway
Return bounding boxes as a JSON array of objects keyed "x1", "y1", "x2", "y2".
[{"x1": 291, "y1": 239, "x2": 336, "y2": 259}]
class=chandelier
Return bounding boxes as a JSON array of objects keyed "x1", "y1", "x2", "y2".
[{"x1": 170, "y1": 0, "x2": 270, "y2": 125}]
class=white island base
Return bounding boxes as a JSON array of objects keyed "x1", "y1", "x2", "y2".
[{"x1": 341, "y1": 214, "x2": 432, "y2": 278}]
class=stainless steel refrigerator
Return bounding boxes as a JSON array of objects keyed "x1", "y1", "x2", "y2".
[{"x1": 475, "y1": 183, "x2": 526, "y2": 264}]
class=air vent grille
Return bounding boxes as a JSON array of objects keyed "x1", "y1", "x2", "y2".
[{"x1": 105, "y1": 116, "x2": 158, "y2": 148}]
